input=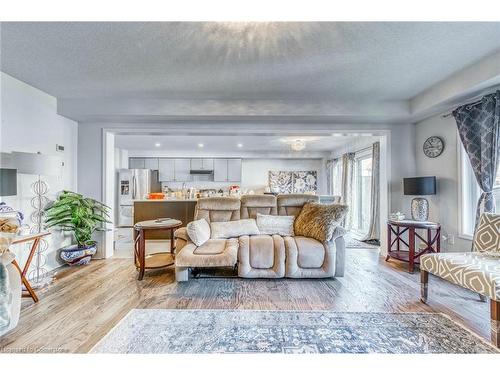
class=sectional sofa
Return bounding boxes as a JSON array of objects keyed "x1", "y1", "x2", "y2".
[{"x1": 173, "y1": 194, "x2": 346, "y2": 281}]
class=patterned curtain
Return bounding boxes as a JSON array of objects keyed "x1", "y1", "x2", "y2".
[
  {"x1": 341, "y1": 152, "x2": 355, "y2": 229},
  {"x1": 453, "y1": 91, "x2": 500, "y2": 231},
  {"x1": 361, "y1": 142, "x2": 380, "y2": 242}
]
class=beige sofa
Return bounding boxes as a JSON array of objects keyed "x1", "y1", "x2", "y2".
[{"x1": 174, "y1": 194, "x2": 346, "y2": 282}]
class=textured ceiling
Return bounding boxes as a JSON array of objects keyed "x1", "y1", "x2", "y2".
[{"x1": 2, "y1": 22, "x2": 500, "y2": 101}]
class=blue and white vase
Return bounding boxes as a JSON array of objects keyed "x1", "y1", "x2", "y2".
[{"x1": 60, "y1": 244, "x2": 97, "y2": 266}]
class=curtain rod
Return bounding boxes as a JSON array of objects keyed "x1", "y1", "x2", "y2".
[{"x1": 440, "y1": 90, "x2": 497, "y2": 119}]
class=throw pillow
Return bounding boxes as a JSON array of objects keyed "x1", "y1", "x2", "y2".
[
  {"x1": 186, "y1": 218, "x2": 211, "y2": 246},
  {"x1": 294, "y1": 202, "x2": 348, "y2": 242},
  {"x1": 256, "y1": 213, "x2": 295, "y2": 236},
  {"x1": 210, "y1": 219, "x2": 260, "y2": 239}
]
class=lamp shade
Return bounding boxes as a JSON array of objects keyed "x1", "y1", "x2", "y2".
[
  {"x1": 0, "y1": 168, "x2": 17, "y2": 196},
  {"x1": 403, "y1": 176, "x2": 436, "y2": 196},
  {"x1": 12, "y1": 151, "x2": 61, "y2": 176}
]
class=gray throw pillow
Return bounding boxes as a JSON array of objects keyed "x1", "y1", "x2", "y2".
[
  {"x1": 256, "y1": 213, "x2": 295, "y2": 236},
  {"x1": 210, "y1": 219, "x2": 260, "y2": 239}
]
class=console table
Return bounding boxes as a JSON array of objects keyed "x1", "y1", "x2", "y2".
[
  {"x1": 386, "y1": 220, "x2": 440, "y2": 273},
  {"x1": 10, "y1": 231, "x2": 51, "y2": 303}
]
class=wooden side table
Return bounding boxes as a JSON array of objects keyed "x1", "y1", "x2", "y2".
[
  {"x1": 386, "y1": 220, "x2": 441, "y2": 273},
  {"x1": 133, "y1": 219, "x2": 182, "y2": 280},
  {"x1": 10, "y1": 231, "x2": 51, "y2": 303}
]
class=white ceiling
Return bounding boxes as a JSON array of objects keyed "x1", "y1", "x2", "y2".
[
  {"x1": 2, "y1": 22, "x2": 500, "y2": 101},
  {"x1": 115, "y1": 133, "x2": 379, "y2": 155}
]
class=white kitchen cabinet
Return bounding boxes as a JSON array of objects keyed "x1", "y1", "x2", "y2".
[
  {"x1": 144, "y1": 158, "x2": 159, "y2": 170},
  {"x1": 191, "y1": 158, "x2": 214, "y2": 170},
  {"x1": 190, "y1": 158, "x2": 203, "y2": 170},
  {"x1": 158, "y1": 158, "x2": 175, "y2": 181},
  {"x1": 202, "y1": 158, "x2": 214, "y2": 170},
  {"x1": 213, "y1": 159, "x2": 228, "y2": 181},
  {"x1": 174, "y1": 159, "x2": 191, "y2": 182},
  {"x1": 129, "y1": 158, "x2": 145, "y2": 169},
  {"x1": 227, "y1": 159, "x2": 242, "y2": 181}
]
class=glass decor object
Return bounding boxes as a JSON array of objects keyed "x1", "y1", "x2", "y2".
[{"x1": 403, "y1": 176, "x2": 437, "y2": 221}]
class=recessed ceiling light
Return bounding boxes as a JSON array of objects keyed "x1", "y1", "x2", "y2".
[
  {"x1": 198, "y1": 143, "x2": 204, "y2": 148},
  {"x1": 290, "y1": 139, "x2": 306, "y2": 151},
  {"x1": 237, "y1": 143, "x2": 243, "y2": 148},
  {"x1": 154, "y1": 142, "x2": 161, "y2": 147}
]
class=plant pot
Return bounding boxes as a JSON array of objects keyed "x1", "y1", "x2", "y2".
[{"x1": 59, "y1": 244, "x2": 97, "y2": 266}]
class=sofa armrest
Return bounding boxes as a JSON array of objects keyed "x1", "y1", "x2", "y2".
[
  {"x1": 333, "y1": 235, "x2": 346, "y2": 277},
  {"x1": 331, "y1": 226, "x2": 347, "y2": 241},
  {"x1": 174, "y1": 227, "x2": 192, "y2": 254}
]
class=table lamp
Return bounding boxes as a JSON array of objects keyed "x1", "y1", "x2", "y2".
[{"x1": 403, "y1": 176, "x2": 436, "y2": 221}]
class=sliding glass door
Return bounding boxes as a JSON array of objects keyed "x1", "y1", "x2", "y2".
[{"x1": 351, "y1": 150, "x2": 372, "y2": 237}]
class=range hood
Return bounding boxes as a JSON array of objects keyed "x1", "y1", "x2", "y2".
[{"x1": 189, "y1": 169, "x2": 214, "y2": 175}]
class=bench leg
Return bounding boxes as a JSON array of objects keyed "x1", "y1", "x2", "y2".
[
  {"x1": 492, "y1": 300, "x2": 500, "y2": 348},
  {"x1": 420, "y1": 270, "x2": 429, "y2": 303}
]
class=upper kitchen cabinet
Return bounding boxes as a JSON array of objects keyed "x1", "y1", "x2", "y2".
[
  {"x1": 158, "y1": 158, "x2": 175, "y2": 181},
  {"x1": 129, "y1": 158, "x2": 145, "y2": 169},
  {"x1": 213, "y1": 158, "x2": 242, "y2": 182},
  {"x1": 144, "y1": 158, "x2": 159, "y2": 170},
  {"x1": 190, "y1": 158, "x2": 214, "y2": 171},
  {"x1": 174, "y1": 159, "x2": 191, "y2": 182},
  {"x1": 227, "y1": 159, "x2": 242, "y2": 181}
]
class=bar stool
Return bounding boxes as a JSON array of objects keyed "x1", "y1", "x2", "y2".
[{"x1": 133, "y1": 218, "x2": 182, "y2": 280}]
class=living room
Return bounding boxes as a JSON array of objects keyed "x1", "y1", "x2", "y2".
[{"x1": 1, "y1": 1, "x2": 500, "y2": 372}]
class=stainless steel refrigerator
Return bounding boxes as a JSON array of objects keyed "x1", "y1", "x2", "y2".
[{"x1": 118, "y1": 169, "x2": 161, "y2": 227}]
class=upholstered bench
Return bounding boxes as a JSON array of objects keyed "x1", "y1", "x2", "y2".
[{"x1": 420, "y1": 213, "x2": 500, "y2": 345}]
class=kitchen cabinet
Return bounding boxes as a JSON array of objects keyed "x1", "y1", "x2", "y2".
[
  {"x1": 174, "y1": 159, "x2": 191, "y2": 182},
  {"x1": 190, "y1": 158, "x2": 214, "y2": 170},
  {"x1": 214, "y1": 158, "x2": 242, "y2": 182},
  {"x1": 227, "y1": 159, "x2": 242, "y2": 181},
  {"x1": 129, "y1": 158, "x2": 145, "y2": 169},
  {"x1": 158, "y1": 158, "x2": 175, "y2": 181},
  {"x1": 144, "y1": 158, "x2": 159, "y2": 170}
]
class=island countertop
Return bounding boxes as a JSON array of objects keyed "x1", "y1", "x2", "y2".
[{"x1": 133, "y1": 200, "x2": 196, "y2": 239}]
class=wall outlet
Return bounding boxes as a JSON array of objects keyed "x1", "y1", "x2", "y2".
[{"x1": 56, "y1": 144, "x2": 65, "y2": 152}]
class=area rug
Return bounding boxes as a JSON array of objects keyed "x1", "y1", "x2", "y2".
[
  {"x1": 345, "y1": 234, "x2": 379, "y2": 249},
  {"x1": 90, "y1": 309, "x2": 498, "y2": 354}
]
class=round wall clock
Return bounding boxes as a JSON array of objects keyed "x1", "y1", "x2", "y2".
[{"x1": 423, "y1": 136, "x2": 444, "y2": 158}]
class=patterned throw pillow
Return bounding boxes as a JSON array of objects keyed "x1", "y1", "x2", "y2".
[
  {"x1": 294, "y1": 202, "x2": 348, "y2": 242},
  {"x1": 256, "y1": 213, "x2": 295, "y2": 236},
  {"x1": 186, "y1": 218, "x2": 211, "y2": 246},
  {"x1": 473, "y1": 213, "x2": 500, "y2": 252}
]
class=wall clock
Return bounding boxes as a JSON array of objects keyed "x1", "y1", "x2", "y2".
[{"x1": 423, "y1": 136, "x2": 444, "y2": 158}]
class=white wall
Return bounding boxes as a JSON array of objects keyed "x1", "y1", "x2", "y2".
[
  {"x1": 241, "y1": 158, "x2": 325, "y2": 194},
  {"x1": 415, "y1": 114, "x2": 470, "y2": 252},
  {"x1": 0, "y1": 72, "x2": 78, "y2": 271}
]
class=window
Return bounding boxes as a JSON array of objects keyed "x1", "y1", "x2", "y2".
[
  {"x1": 459, "y1": 143, "x2": 500, "y2": 238},
  {"x1": 351, "y1": 149, "x2": 372, "y2": 236}
]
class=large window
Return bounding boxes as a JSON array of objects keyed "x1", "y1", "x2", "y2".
[
  {"x1": 459, "y1": 144, "x2": 500, "y2": 238},
  {"x1": 351, "y1": 149, "x2": 372, "y2": 236}
]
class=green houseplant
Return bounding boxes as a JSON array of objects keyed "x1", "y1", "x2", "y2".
[{"x1": 44, "y1": 191, "x2": 111, "y2": 265}]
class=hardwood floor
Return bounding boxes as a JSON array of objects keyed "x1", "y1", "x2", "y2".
[{"x1": 0, "y1": 248, "x2": 493, "y2": 353}]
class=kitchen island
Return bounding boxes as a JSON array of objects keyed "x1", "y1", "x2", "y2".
[{"x1": 133, "y1": 199, "x2": 197, "y2": 240}]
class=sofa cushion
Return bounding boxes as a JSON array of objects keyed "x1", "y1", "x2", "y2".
[
  {"x1": 421, "y1": 252, "x2": 500, "y2": 301},
  {"x1": 195, "y1": 197, "x2": 241, "y2": 223},
  {"x1": 294, "y1": 236, "x2": 325, "y2": 268},
  {"x1": 240, "y1": 194, "x2": 277, "y2": 219},
  {"x1": 210, "y1": 219, "x2": 260, "y2": 239},
  {"x1": 294, "y1": 202, "x2": 348, "y2": 242},
  {"x1": 256, "y1": 213, "x2": 294, "y2": 236},
  {"x1": 186, "y1": 218, "x2": 210, "y2": 246},
  {"x1": 175, "y1": 238, "x2": 238, "y2": 268},
  {"x1": 277, "y1": 194, "x2": 319, "y2": 217},
  {"x1": 247, "y1": 235, "x2": 275, "y2": 269}
]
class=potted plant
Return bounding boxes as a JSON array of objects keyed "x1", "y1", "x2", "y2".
[{"x1": 44, "y1": 191, "x2": 111, "y2": 266}]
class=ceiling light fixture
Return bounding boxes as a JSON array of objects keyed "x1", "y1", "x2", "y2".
[
  {"x1": 237, "y1": 143, "x2": 243, "y2": 148},
  {"x1": 198, "y1": 143, "x2": 204, "y2": 148},
  {"x1": 154, "y1": 142, "x2": 161, "y2": 147},
  {"x1": 290, "y1": 139, "x2": 306, "y2": 151}
]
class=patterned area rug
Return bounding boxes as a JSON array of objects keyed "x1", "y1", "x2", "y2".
[
  {"x1": 91, "y1": 309, "x2": 498, "y2": 354},
  {"x1": 345, "y1": 234, "x2": 379, "y2": 249}
]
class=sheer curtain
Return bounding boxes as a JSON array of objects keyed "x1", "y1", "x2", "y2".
[
  {"x1": 326, "y1": 158, "x2": 341, "y2": 195},
  {"x1": 361, "y1": 142, "x2": 380, "y2": 242},
  {"x1": 341, "y1": 152, "x2": 355, "y2": 229}
]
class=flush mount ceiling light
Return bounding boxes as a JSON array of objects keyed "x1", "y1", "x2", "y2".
[
  {"x1": 154, "y1": 142, "x2": 161, "y2": 147},
  {"x1": 290, "y1": 139, "x2": 306, "y2": 151},
  {"x1": 198, "y1": 143, "x2": 204, "y2": 148},
  {"x1": 237, "y1": 143, "x2": 243, "y2": 148}
]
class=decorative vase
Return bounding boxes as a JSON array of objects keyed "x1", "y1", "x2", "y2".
[
  {"x1": 411, "y1": 197, "x2": 429, "y2": 221},
  {"x1": 59, "y1": 244, "x2": 97, "y2": 266}
]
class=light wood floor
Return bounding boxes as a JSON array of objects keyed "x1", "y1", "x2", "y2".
[{"x1": 0, "y1": 248, "x2": 493, "y2": 353}]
